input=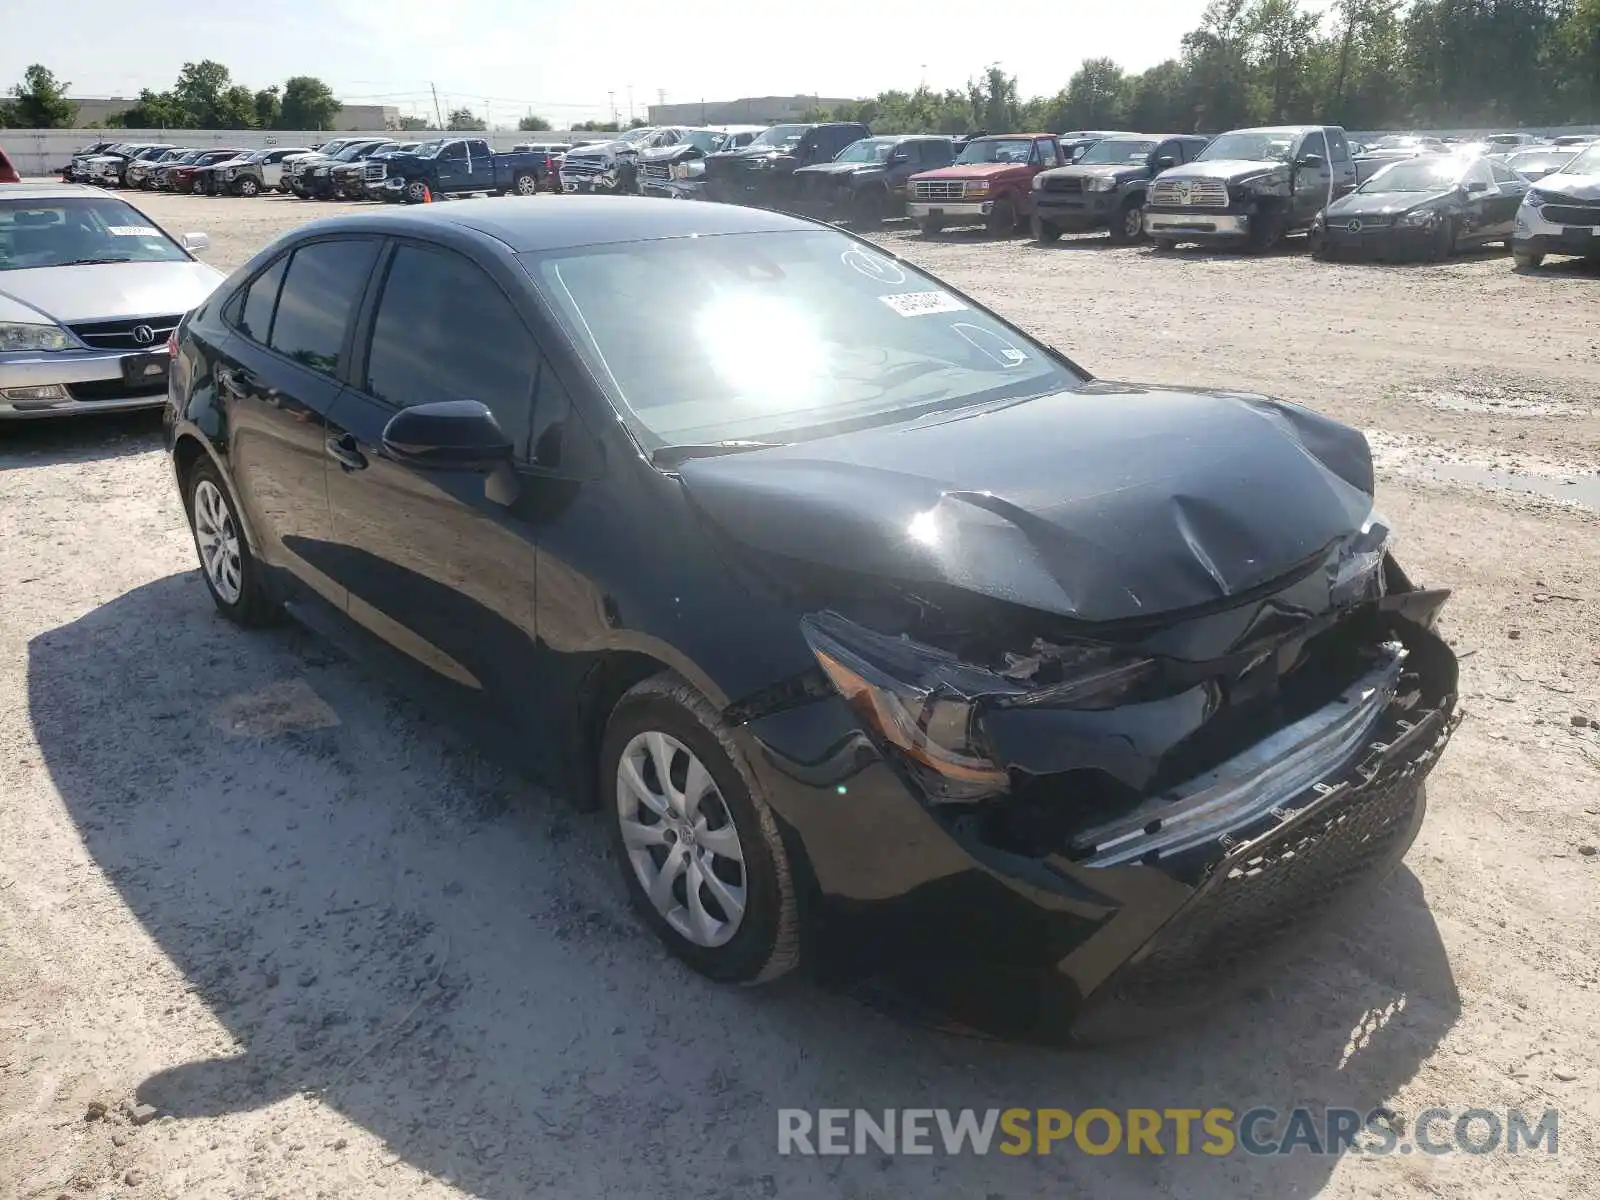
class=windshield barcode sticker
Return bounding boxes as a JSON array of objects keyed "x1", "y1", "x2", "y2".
[
  {"x1": 107, "y1": 225, "x2": 160, "y2": 237},
  {"x1": 879, "y1": 291, "x2": 966, "y2": 317}
]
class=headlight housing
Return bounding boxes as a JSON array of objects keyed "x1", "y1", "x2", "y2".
[
  {"x1": 1398, "y1": 206, "x2": 1438, "y2": 227},
  {"x1": 965, "y1": 180, "x2": 991, "y2": 196},
  {"x1": 802, "y1": 611, "x2": 1155, "y2": 803},
  {"x1": 1330, "y1": 511, "x2": 1392, "y2": 605},
  {"x1": 0, "y1": 322, "x2": 76, "y2": 353},
  {"x1": 1086, "y1": 176, "x2": 1119, "y2": 192}
]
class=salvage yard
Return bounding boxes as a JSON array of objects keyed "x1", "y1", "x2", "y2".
[{"x1": 2, "y1": 191, "x2": 1599, "y2": 1199}]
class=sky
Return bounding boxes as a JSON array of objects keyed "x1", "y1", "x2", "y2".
[{"x1": 5, "y1": 0, "x2": 1329, "y2": 127}]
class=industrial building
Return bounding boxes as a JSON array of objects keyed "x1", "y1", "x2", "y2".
[{"x1": 646, "y1": 95, "x2": 858, "y2": 126}]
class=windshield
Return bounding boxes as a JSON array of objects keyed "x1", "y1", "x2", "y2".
[
  {"x1": 527, "y1": 229, "x2": 1081, "y2": 451},
  {"x1": 246, "y1": 150, "x2": 273, "y2": 163},
  {"x1": 833, "y1": 138, "x2": 895, "y2": 164},
  {"x1": 0, "y1": 197, "x2": 189, "y2": 271},
  {"x1": 199, "y1": 151, "x2": 243, "y2": 164},
  {"x1": 747, "y1": 125, "x2": 808, "y2": 151},
  {"x1": 1359, "y1": 159, "x2": 1463, "y2": 193},
  {"x1": 956, "y1": 138, "x2": 1035, "y2": 164},
  {"x1": 410, "y1": 139, "x2": 444, "y2": 156},
  {"x1": 683, "y1": 130, "x2": 728, "y2": 153},
  {"x1": 1198, "y1": 132, "x2": 1296, "y2": 163},
  {"x1": 1076, "y1": 138, "x2": 1158, "y2": 165},
  {"x1": 335, "y1": 143, "x2": 384, "y2": 161},
  {"x1": 620, "y1": 127, "x2": 660, "y2": 147},
  {"x1": 1560, "y1": 144, "x2": 1600, "y2": 176},
  {"x1": 136, "y1": 146, "x2": 171, "y2": 160},
  {"x1": 1372, "y1": 136, "x2": 1430, "y2": 150},
  {"x1": 1508, "y1": 151, "x2": 1575, "y2": 173}
]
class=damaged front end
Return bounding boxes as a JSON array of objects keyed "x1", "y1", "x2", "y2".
[{"x1": 734, "y1": 523, "x2": 1460, "y2": 1039}]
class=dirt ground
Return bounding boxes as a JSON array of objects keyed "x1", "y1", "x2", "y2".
[{"x1": 2, "y1": 191, "x2": 1598, "y2": 1200}]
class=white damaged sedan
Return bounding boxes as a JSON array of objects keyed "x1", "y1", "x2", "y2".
[{"x1": 1, "y1": 184, "x2": 222, "y2": 419}]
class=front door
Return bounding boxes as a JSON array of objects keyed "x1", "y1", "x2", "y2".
[
  {"x1": 1292, "y1": 130, "x2": 1332, "y2": 228},
  {"x1": 1487, "y1": 161, "x2": 1530, "y2": 239},
  {"x1": 319, "y1": 239, "x2": 544, "y2": 722},
  {"x1": 434, "y1": 141, "x2": 469, "y2": 190},
  {"x1": 219, "y1": 237, "x2": 382, "y2": 610}
]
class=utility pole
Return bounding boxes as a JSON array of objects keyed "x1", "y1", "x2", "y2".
[
  {"x1": 608, "y1": 90, "x2": 616, "y2": 127},
  {"x1": 628, "y1": 85, "x2": 634, "y2": 123},
  {"x1": 430, "y1": 82, "x2": 444, "y2": 131}
]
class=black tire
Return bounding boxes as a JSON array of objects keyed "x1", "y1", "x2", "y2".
[
  {"x1": 1512, "y1": 249, "x2": 1544, "y2": 270},
  {"x1": 1245, "y1": 207, "x2": 1284, "y2": 254},
  {"x1": 1107, "y1": 196, "x2": 1146, "y2": 244},
  {"x1": 1031, "y1": 214, "x2": 1061, "y2": 243},
  {"x1": 183, "y1": 457, "x2": 278, "y2": 628},
  {"x1": 512, "y1": 171, "x2": 539, "y2": 196},
  {"x1": 986, "y1": 195, "x2": 1017, "y2": 236},
  {"x1": 918, "y1": 216, "x2": 943, "y2": 237},
  {"x1": 601, "y1": 672, "x2": 801, "y2": 985},
  {"x1": 403, "y1": 178, "x2": 430, "y2": 205},
  {"x1": 851, "y1": 187, "x2": 886, "y2": 230},
  {"x1": 1429, "y1": 217, "x2": 1457, "y2": 262},
  {"x1": 1150, "y1": 237, "x2": 1178, "y2": 252}
]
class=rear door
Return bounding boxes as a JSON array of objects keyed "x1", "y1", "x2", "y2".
[
  {"x1": 320, "y1": 238, "x2": 544, "y2": 711},
  {"x1": 1486, "y1": 160, "x2": 1529, "y2": 237},
  {"x1": 216, "y1": 236, "x2": 383, "y2": 610}
]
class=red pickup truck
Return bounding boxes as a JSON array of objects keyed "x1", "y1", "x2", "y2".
[{"x1": 906, "y1": 134, "x2": 1065, "y2": 235}]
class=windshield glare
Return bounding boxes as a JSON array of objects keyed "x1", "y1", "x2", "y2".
[
  {"x1": 957, "y1": 138, "x2": 1034, "y2": 164},
  {"x1": 1509, "y1": 151, "x2": 1573, "y2": 172},
  {"x1": 684, "y1": 131, "x2": 727, "y2": 153},
  {"x1": 748, "y1": 125, "x2": 808, "y2": 150},
  {"x1": 527, "y1": 229, "x2": 1080, "y2": 450},
  {"x1": 1361, "y1": 160, "x2": 1463, "y2": 192},
  {"x1": 1077, "y1": 139, "x2": 1157, "y2": 165},
  {"x1": 1563, "y1": 145, "x2": 1600, "y2": 176},
  {"x1": 835, "y1": 138, "x2": 895, "y2": 163},
  {"x1": 1199, "y1": 132, "x2": 1295, "y2": 163},
  {"x1": 0, "y1": 197, "x2": 189, "y2": 271}
]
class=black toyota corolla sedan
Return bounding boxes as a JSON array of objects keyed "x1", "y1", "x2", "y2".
[
  {"x1": 1313, "y1": 154, "x2": 1528, "y2": 261},
  {"x1": 165, "y1": 198, "x2": 1459, "y2": 1040}
]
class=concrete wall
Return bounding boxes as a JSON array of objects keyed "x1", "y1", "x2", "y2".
[
  {"x1": 1, "y1": 129, "x2": 603, "y2": 177},
  {"x1": 59, "y1": 98, "x2": 401, "y2": 131}
]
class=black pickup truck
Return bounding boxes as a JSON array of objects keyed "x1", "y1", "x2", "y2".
[
  {"x1": 1031, "y1": 133, "x2": 1210, "y2": 242},
  {"x1": 372, "y1": 138, "x2": 550, "y2": 203},
  {"x1": 790, "y1": 135, "x2": 957, "y2": 227},
  {"x1": 1142, "y1": 124, "x2": 1357, "y2": 252},
  {"x1": 701, "y1": 122, "x2": 872, "y2": 208}
]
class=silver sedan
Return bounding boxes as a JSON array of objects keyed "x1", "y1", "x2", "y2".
[{"x1": 1, "y1": 184, "x2": 222, "y2": 419}]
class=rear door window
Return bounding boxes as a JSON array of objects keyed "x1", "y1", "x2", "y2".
[
  {"x1": 1329, "y1": 131, "x2": 1350, "y2": 162},
  {"x1": 234, "y1": 255, "x2": 289, "y2": 344},
  {"x1": 268, "y1": 238, "x2": 380, "y2": 378},
  {"x1": 1299, "y1": 131, "x2": 1329, "y2": 161}
]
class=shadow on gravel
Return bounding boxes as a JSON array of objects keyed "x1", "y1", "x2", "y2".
[
  {"x1": 0, "y1": 410, "x2": 163, "y2": 469},
  {"x1": 30, "y1": 573, "x2": 1462, "y2": 1199}
]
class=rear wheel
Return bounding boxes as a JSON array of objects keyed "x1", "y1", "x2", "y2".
[
  {"x1": 184, "y1": 459, "x2": 278, "y2": 627},
  {"x1": 602, "y1": 673, "x2": 801, "y2": 984},
  {"x1": 1031, "y1": 214, "x2": 1061, "y2": 243},
  {"x1": 512, "y1": 171, "x2": 539, "y2": 196},
  {"x1": 1108, "y1": 196, "x2": 1146, "y2": 244}
]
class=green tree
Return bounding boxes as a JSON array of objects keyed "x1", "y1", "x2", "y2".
[
  {"x1": 1062, "y1": 57, "x2": 1129, "y2": 129},
  {"x1": 2, "y1": 64, "x2": 78, "y2": 127},
  {"x1": 447, "y1": 106, "x2": 486, "y2": 130},
  {"x1": 112, "y1": 89, "x2": 190, "y2": 129},
  {"x1": 254, "y1": 85, "x2": 282, "y2": 129},
  {"x1": 967, "y1": 65, "x2": 1021, "y2": 132},
  {"x1": 217, "y1": 83, "x2": 258, "y2": 128},
  {"x1": 281, "y1": 76, "x2": 340, "y2": 130},
  {"x1": 173, "y1": 59, "x2": 234, "y2": 127},
  {"x1": 517, "y1": 112, "x2": 552, "y2": 131}
]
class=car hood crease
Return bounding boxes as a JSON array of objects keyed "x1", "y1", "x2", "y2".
[{"x1": 676, "y1": 385, "x2": 1375, "y2": 624}]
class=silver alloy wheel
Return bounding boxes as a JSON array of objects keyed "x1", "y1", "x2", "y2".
[
  {"x1": 616, "y1": 731, "x2": 747, "y2": 947},
  {"x1": 239, "y1": 177, "x2": 258, "y2": 196},
  {"x1": 1123, "y1": 205, "x2": 1143, "y2": 238},
  {"x1": 406, "y1": 179, "x2": 429, "y2": 203},
  {"x1": 515, "y1": 173, "x2": 538, "y2": 195},
  {"x1": 192, "y1": 480, "x2": 243, "y2": 604}
]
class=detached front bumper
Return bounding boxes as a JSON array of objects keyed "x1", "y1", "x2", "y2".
[
  {"x1": 1, "y1": 350, "x2": 170, "y2": 419},
  {"x1": 740, "y1": 608, "x2": 1458, "y2": 1041},
  {"x1": 1144, "y1": 207, "x2": 1250, "y2": 240}
]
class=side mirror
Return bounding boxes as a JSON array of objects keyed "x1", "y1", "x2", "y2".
[
  {"x1": 182, "y1": 231, "x2": 210, "y2": 252},
  {"x1": 1154, "y1": 155, "x2": 1177, "y2": 169},
  {"x1": 382, "y1": 400, "x2": 513, "y2": 472},
  {"x1": 889, "y1": 150, "x2": 911, "y2": 164},
  {"x1": 1297, "y1": 153, "x2": 1326, "y2": 170},
  {"x1": 1464, "y1": 180, "x2": 1489, "y2": 193}
]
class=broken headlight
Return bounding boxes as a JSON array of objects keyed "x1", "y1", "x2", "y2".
[
  {"x1": 801, "y1": 611, "x2": 1156, "y2": 802},
  {"x1": 1331, "y1": 510, "x2": 1392, "y2": 606}
]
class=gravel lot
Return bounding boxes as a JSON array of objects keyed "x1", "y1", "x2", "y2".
[{"x1": 2, "y1": 191, "x2": 1598, "y2": 1199}]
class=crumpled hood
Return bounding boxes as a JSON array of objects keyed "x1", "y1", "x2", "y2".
[
  {"x1": 0, "y1": 261, "x2": 224, "y2": 325},
  {"x1": 913, "y1": 162, "x2": 1028, "y2": 181},
  {"x1": 1327, "y1": 189, "x2": 1444, "y2": 218},
  {"x1": 1157, "y1": 159, "x2": 1284, "y2": 184},
  {"x1": 677, "y1": 383, "x2": 1375, "y2": 624},
  {"x1": 1046, "y1": 164, "x2": 1144, "y2": 183},
  {"x1": 1533, "y1": 170, "x2": 1600, "y2": 200},
  {"x1": 793, "y1": 161, "x2": 882, "y2": 179}
]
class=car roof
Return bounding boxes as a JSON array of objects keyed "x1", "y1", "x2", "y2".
[
  {"x1": 0, "y1": 182, "x2": 108, "y2": 200},
  {"x1": 1228, "y1": 125, "x2": 1327, "y2": 135}
]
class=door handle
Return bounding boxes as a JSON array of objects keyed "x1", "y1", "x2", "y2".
[{"x1": 325, "y1": 434, "x2": 368, "y2": 471}]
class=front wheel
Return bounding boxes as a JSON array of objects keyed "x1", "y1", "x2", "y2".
[
  {"x1": 1512, "y1": 249, "x2": 1544, "y2": 270},
  {"x1": 1244, "y1": 209, "x2": 1284, "y2": 254},
  {"x1": 602, "y1": 673, "x2": 801, "y2": 984},
  {"x1": 986, "y1": 195, "x2": 1017, "y2": 236},
  {"x1": 918, "y1": 216, "x2": 944, "y2": 237},
  {"x1": 1108, "y1": 197, "x2": 1146, "y2": 243},
  {"x1": 404, "y1": 178, "x2": 431, "y2": 204},
  {"x1": 1430, "y1": 217, "x2": 1458, "y2": 262},
  {"x1": 1150, "y1": 237, "x2": 1178, "y2": 252},
  {"x1": 184, "y1": 460, "x2": 278, "y2": 627},
  {"x1": 1031, "y1": 214, "x2": 1061, "y2": 243},
  {"x1": 512, "y1": 171, "x2": 539, "y2": 196},
  {"x1": 236, "y1": 177, "x2": 259, "y2": 197},
  {"x1": 851, "y1": 188, "x2": 886, "y2": 230}
]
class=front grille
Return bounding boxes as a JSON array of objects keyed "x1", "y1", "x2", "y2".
[
  {"x1": 911, "y1": 179, "x2": 968, "y2": 201},
  {"x1": 1334, "y1": 215, "x2": 1393, "y2": 232},
  {"x1": 67, "y1": 315, "x2": 182, "y2": 351},
  {"x1": 1044, "y1": 175, "x2": 1083, "y2": 194},
  {"x1": 66, "y1": 378, "x2": 167, "y2": 402},
  {"x1": 1103, "y1": 707, "x2": 1453, "y2": 1007},
  {"x1": 642, "y1": 162, "x2": 672, "y2": 185},
  {"x1": 1149, "y1": 178, "x2": 1229, "y2": 207},
  {"x1": 562, "y1": 157, "x2": 608, "y2": 181},
  {"x1": 1541, "y1": 204, "x2": 1600, "y2": 226},
  {"x1": 364, "y1": 162, "x2": 387, "y2": 182}
]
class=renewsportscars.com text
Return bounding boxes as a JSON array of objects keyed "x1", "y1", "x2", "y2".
[{"x1": 777, "y1": 1107, "x2": 1559, "y2": 1157}]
